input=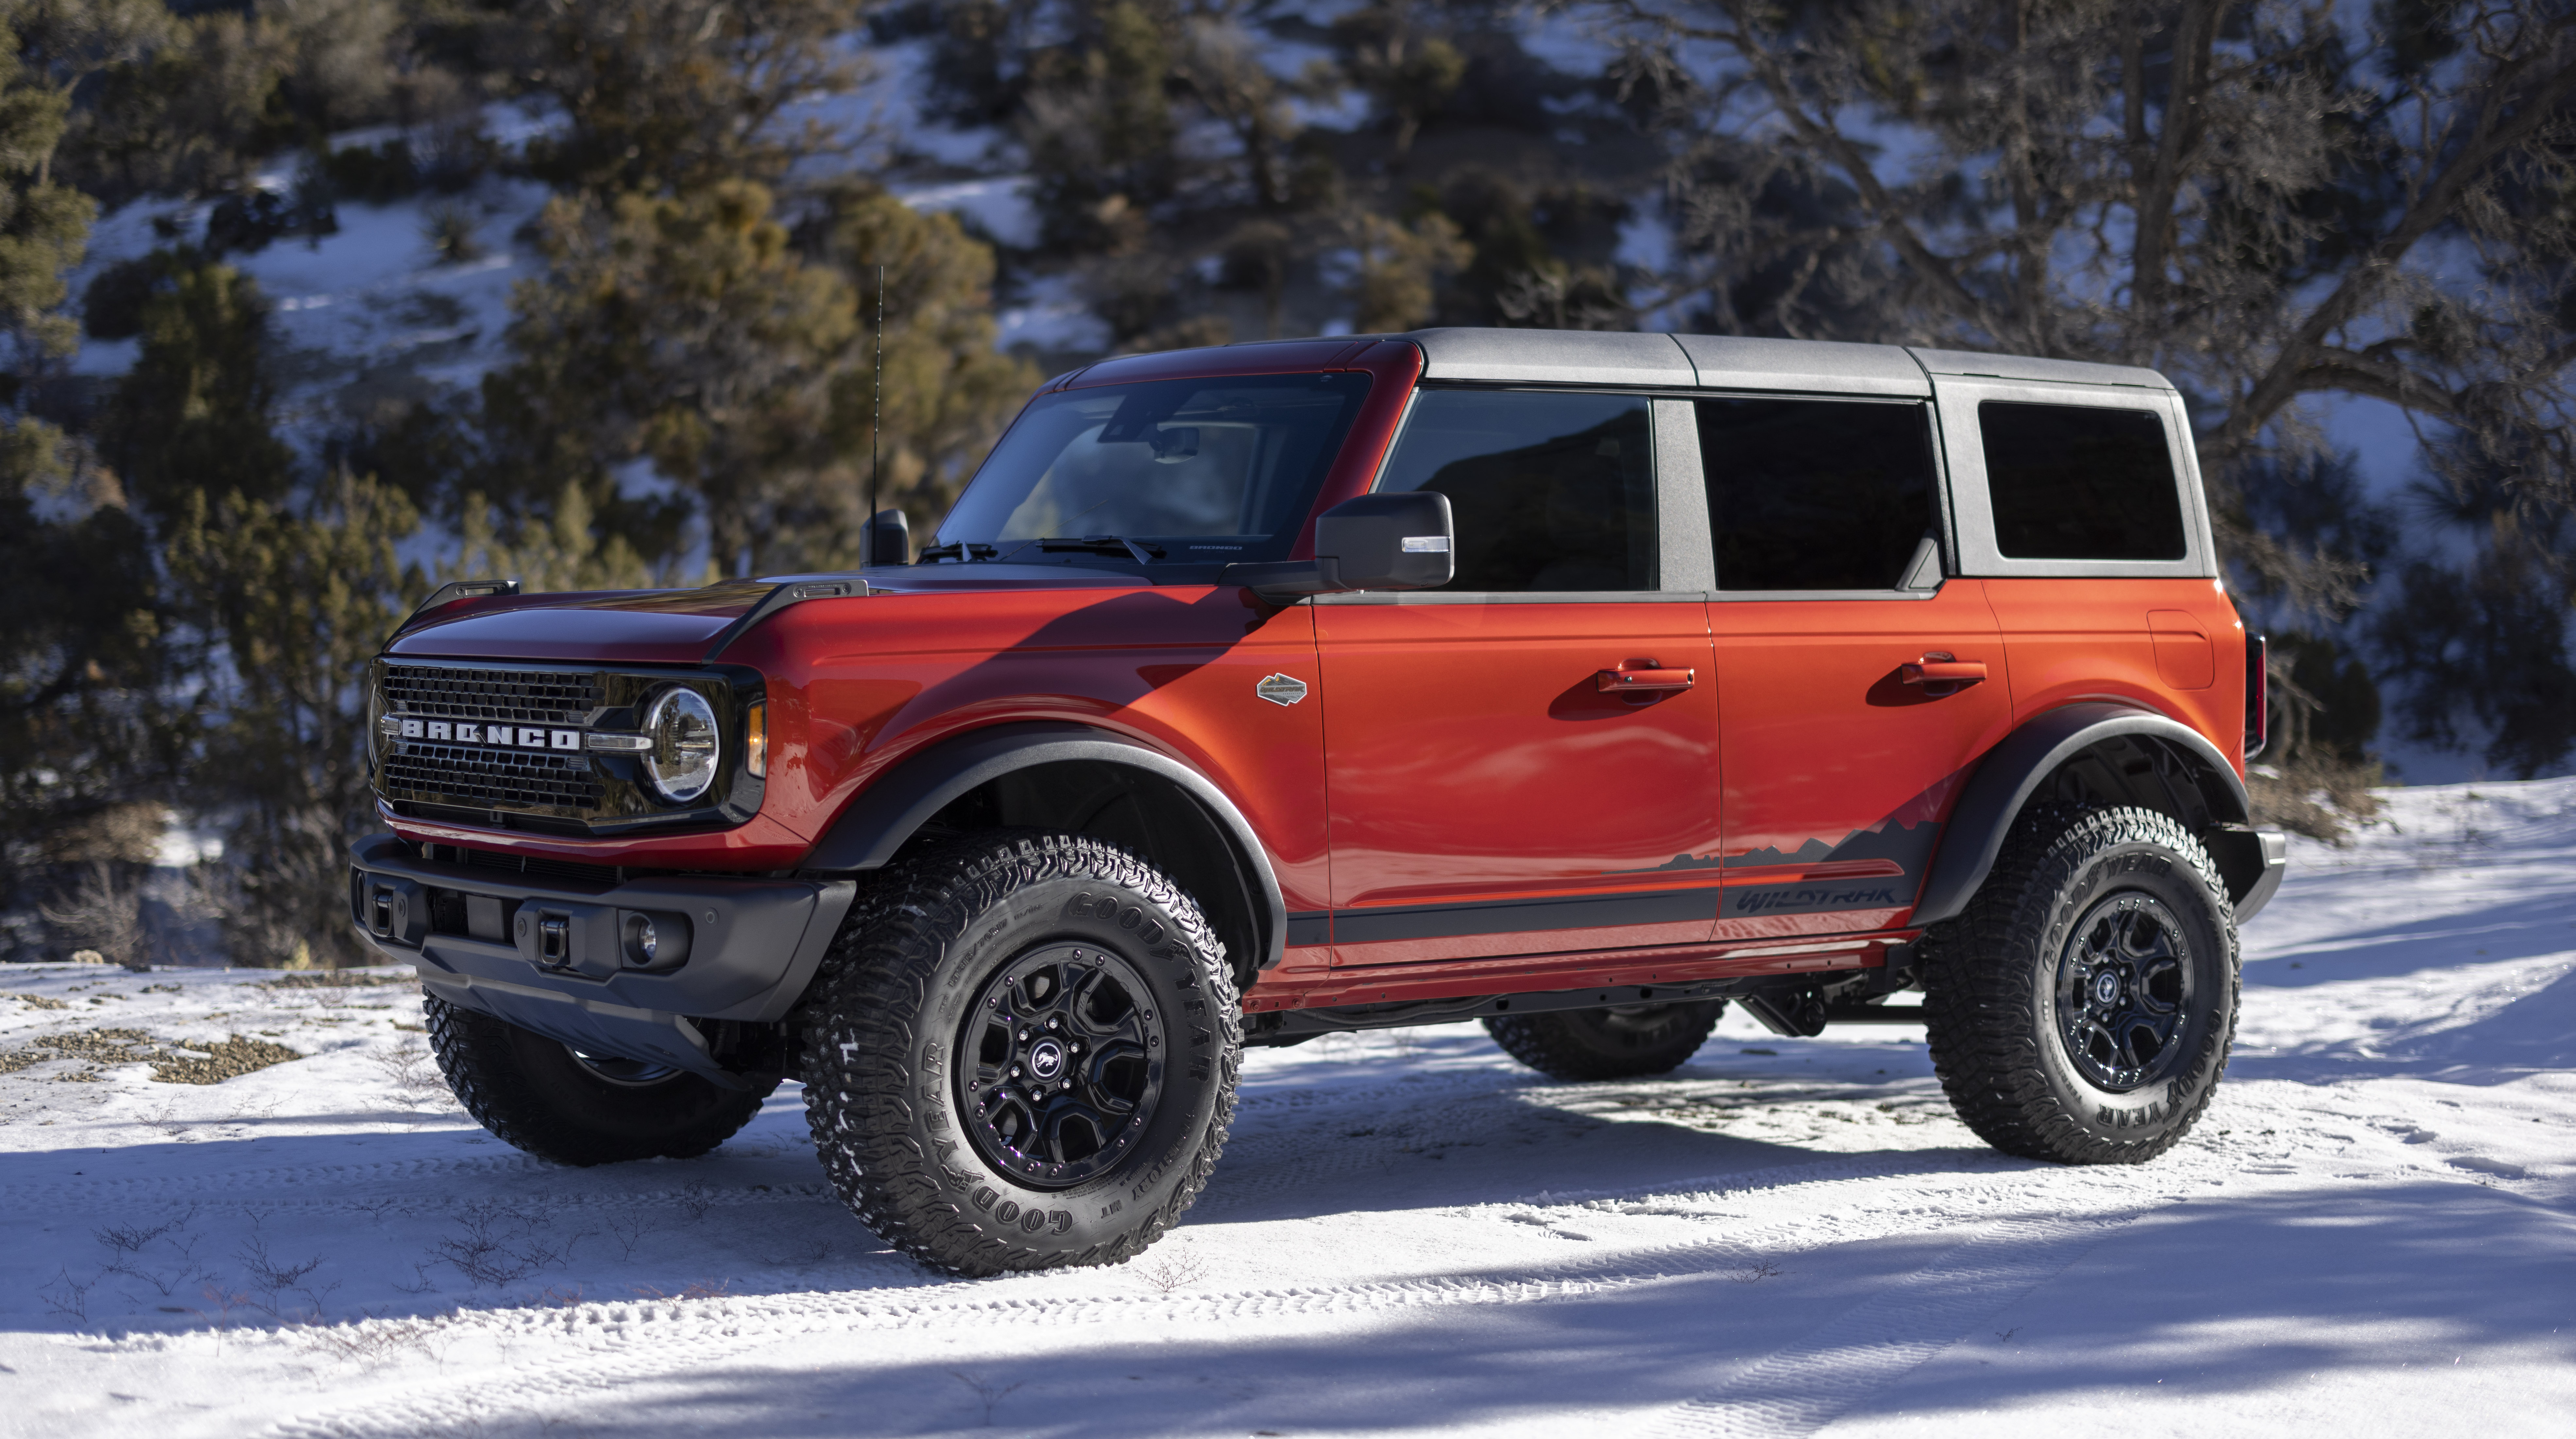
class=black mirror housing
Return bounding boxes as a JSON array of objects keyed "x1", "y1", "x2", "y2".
[
  {"x1": 1223, "y1": 492, "x2": 1454, "y2": 601},
  {"x1": 865, "y1": 508, "x2": 910, "y2": 566}
]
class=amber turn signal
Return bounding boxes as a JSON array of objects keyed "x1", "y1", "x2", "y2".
[{"x1": 745, "y1": 699, "x2": 768, "y2": 778}]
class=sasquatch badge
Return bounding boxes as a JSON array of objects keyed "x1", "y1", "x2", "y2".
[{"x1": 1255, "y1": 673, "x2": 1309, "y2": 706}]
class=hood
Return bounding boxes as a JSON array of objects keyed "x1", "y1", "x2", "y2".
[{"x1": 386, "y1": 569, "x2": 1157, "y2": 665}]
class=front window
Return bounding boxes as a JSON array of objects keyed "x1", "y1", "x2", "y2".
[{"x1": 932, "y1": 372, "x2": 1373, "y2": 574}]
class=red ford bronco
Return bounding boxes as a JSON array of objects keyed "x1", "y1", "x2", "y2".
[{"x1": 350, "y1": 328, "x2": 2286, "y2": 1275}]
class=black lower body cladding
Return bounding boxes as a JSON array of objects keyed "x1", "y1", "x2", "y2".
[
  {"x1": 345, "y1": 833, "x2": 856, "y2": 1085},
  {"x1": 802, "y1": 830, "x2": 1240, "y2": 1276}
]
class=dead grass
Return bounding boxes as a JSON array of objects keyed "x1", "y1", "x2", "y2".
[
  {"x1": 2249, "y1": 751, "x2": 2384, "y2": 844},
  {"x1": 260, "y1": 971, "x2": 416, "y2": 991}
]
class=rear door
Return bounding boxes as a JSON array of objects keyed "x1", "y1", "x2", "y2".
[
  {"x1": 1688, "y1": 395, "x2": 2016, "y2": 940},
  {"x1": 1315, "y1": 388, "x2": 1722, "y2": 967}
]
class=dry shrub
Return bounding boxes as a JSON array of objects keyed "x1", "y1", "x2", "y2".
[
  {"x1": 38, "y1": 861, "x2": 148, "y2": 970},
  {"x1": 42, "y1": 805, "x2": 166, "y2": 865},
  {"x1": 2248, "y1": 752, "x2": 2384, "y2": 845}
]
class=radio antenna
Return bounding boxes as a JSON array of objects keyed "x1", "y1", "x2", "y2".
[{"x1": 867, "y1": 262, "x2": 884, "y2": 568}]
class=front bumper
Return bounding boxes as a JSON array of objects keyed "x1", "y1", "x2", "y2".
[{"x1": 348, "y1": 833, "x2": 853, "y2": 1084}]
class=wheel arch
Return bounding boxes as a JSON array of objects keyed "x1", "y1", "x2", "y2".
[
  {"x1": 800, "y1": 722, "x2": 1286, "y2": 984},
  {"x1": 1914, "y1": 702, "x2": 2259, "y2": 927}
]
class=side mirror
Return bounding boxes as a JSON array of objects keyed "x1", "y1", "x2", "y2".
[
  {"x1": 865, "y1": 508, "x2": 910, "y2": 566},
  {"x1": 1223, "y1": 492, "x2": 1454, "y2": 601}
]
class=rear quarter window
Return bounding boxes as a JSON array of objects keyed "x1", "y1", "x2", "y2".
[{"x1": 1980, "y1": 401, "x2": 2187, "y2": 561}]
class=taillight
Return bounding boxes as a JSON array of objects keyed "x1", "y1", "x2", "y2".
[{"x1": 2244, "y1": 634, "x2": 2268, "y2": 761}]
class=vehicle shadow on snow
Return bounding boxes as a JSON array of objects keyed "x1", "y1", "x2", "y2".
[
  {"x1": 2, "y1": 1069, "x2": 2012, "y2": 1340},
  {"x1": 401, "y1": 1179, "x2": 2576, "y2": 1437}
]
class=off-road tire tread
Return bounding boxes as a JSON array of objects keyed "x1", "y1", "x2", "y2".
[
  {"x1": 1920, "y1": 805, "x2": 2240, "y2": 1165},
  {"x1": 423, "y1": 993, "x2": 773, "y2": 1166},
  {"x1": 799, "y1": 831, "x2": 1241, "y2": 1276},
  {"x1": 1483, "y1": 1002, "x2": 1724, "y2": 1081}
]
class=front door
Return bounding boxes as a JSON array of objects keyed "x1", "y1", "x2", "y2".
[
  {"x1": 1687, "y1": 394, "x2": 2016, "y2": 940},
  {"x1": 1317, "y1": 388, "x2": 1722, "y2": 967}
]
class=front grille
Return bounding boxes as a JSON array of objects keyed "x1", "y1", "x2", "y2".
[
  {"x1": 371, "y1": 657, "x2": 759, "y2": 835},
  {"x1": 383, "y1": 664, "x2": 603, "y2": 727},
  {"x1": 382, "y1": 744, "x2": 605, "y2": 811}
]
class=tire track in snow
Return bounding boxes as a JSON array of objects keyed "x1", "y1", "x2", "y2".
[
  {"x1": 1646, "y1": 1214, "x2": 2136, "y2": 1438},
  {"x1": 259, "y1": 1164, "x2": 2187, "y2": 1439}
]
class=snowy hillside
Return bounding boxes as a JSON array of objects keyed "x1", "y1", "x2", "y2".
[{"x1": 3, "y1": 778, "x2": 2571, "y2": 1437}]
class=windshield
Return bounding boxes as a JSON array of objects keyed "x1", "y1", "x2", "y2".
[{"x1": 934, "y1": 372, "x2": 1373, "y2": 571}]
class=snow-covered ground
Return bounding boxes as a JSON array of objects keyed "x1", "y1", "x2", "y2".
[{"x1": 4, "y1": 779, "x2": 2572, "y2": 1437}]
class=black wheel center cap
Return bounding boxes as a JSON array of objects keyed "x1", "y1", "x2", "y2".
[
  {"x1": 1028, "y1": 1038, "x2": 1066, "y2": 1080},
  {"x1": 2092, "y1": 971, "x2": 2122, "y2": 1006}
]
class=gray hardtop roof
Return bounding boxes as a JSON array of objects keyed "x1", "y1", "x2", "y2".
[{"x1": 1398, "y1": 328, "x2": 2174, "y2": 395}]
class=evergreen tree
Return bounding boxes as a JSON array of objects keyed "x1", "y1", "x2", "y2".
[
  {"x1": 488, "y1": 179, "x2": 859, "y2": 576},
  {"x1": 163, "y1": 470, "x2": 421, "y2": 967},
  {"x1": 817, "y1": 181, "x2": 1038, "y2": 546},
  {"x1": 98, "y1": 252, "x2": 294, "y2": 521},
  {"x1": 0, "y1": 5, "x2": 167, "y2": 956},
  {"x1": 1020, "y1": 0, "x2": 1181, "y2": 252},
  {"x1": 511, "y1": 0, "x2": 861, "y2": 196}
]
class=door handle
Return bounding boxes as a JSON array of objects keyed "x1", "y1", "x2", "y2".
[
  {"x1": 1598, "y1": 667, "x2": 1695, "y2": 693},
  {"x1": 1900, "y1": 655, "x2": 1987, "y2": 691}
]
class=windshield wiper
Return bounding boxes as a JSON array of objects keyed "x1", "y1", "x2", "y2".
[
  {"x1": 1030, "y1": 535, "x2": 1168, "y2": 563},
  {"x1": 916, "y1": 542, "x2": 999, "y2": 563}
]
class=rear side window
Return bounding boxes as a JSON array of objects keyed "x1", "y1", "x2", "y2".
[
  {"x1": 1698, "y1": 398, "x2": 1939, "y2": 590},
  {"x1": 1375, "y1": 390, "x2": 1656, "y2": 592},
  {"x1": 1980, "y1": 402, "x2": 2186, "y2": 561}
]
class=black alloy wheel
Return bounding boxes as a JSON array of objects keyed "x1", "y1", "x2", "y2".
[
  {"x1": 959, "y1": 945, "x2": 1165, "y2": 1188},
  {"x1": 2054, "y1": 895, "x2": 2194, "y2": 1092}
]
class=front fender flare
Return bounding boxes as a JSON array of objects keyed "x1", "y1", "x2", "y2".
[
  {"x1": 800, "y1": 722, "x2": 1289, "y2": 971},
  {"x1": 1914, "y1": 702, "x2": 2258, "y2": 928}
]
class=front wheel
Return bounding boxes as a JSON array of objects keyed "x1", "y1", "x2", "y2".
[
  {"x1": 1921, "y1": 805, "x2": 2239, "y2": 1164},
  {"x1": 802, "y1": 831, "x2": 1241, "y2": 1276},
  {"x1": 423, "y1": 995, "x2": 775, "y2": 1165}
]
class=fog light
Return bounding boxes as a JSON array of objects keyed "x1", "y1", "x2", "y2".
[{"x1": 624, "y1": 912, "x2": 658, "y2": 966}]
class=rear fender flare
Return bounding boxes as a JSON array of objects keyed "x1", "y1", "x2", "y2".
[
  {"x1": 801, "y1": 722, "x2": 1288, "y2": 974},
  {"x1": 1915, "y1": 702, "x2": 2253, "y2": 927}
]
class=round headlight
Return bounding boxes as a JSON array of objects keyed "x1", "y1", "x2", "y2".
[{"x1": 641, "y1": 687, "x2": 721, "y2": 803}]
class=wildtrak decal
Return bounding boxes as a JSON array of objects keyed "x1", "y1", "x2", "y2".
[{"x1": 1730, "y1": 884, "x2": 1903, "y2": 915}]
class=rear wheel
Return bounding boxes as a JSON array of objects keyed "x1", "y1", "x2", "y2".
[
  {"x1": 1920, "y1": 805, "x2": 2239, "y2": 1164},
  {"x1": 423, "y1": 995, "x2": 774, "y2": 1165},
  {"x1": 801, "y1": 831, "x2": 1240, "y2": 1276},
  {"x1": 1483, "y1": 1000, "x2": 1724, "y2": 1080}
]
